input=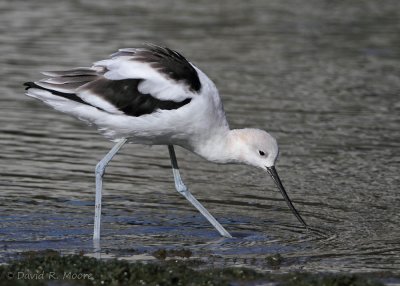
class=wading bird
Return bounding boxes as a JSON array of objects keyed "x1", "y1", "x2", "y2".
[{"x1": 24, "y1": 45, "x2": 307, "y2": 240}]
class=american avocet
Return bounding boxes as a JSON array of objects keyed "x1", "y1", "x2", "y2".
[{"x1": 24, "y1": 45, "x2": 307, "y2": 240}]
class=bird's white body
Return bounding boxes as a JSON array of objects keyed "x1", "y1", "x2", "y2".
[
  {"x1": 25, "y1": 45, "x2": 306, "y2": 239},
  {"x1": 27, "y1": 49, "x2": 231, "y2": 158}
]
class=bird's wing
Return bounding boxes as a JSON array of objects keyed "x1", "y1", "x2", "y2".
[{"x1": 27, "y1": 45, "x2": 201, "y2": 117}]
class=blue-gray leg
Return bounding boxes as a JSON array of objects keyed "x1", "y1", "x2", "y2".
[
  {"x1": 93, "y1": 138, "x2": 127, "y2": 241},
  {"x1": 167, "y1": 145, "x2": 232, "y2": 238}
]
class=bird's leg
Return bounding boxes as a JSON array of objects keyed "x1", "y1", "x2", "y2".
[
  {"x1": 167, "y1": 145, "x2": 232, "y2": 238},
  {"x1": 93, "y1": 138, "x2": 127, "y2": 241}
]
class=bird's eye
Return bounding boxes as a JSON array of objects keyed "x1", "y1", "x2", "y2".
[{"x1": 259, "y1": 150, "x2": 265, "y2": 156}]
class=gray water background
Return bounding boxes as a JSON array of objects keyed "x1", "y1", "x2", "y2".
[{"x1": 0, "y1": 0, "x2": 399, "y2": 273}]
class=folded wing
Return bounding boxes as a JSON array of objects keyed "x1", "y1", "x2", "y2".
[{"x1": 25, "y1": 45, "x2": 201, "y2": 117}]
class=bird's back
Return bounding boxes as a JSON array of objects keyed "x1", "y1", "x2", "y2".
[{"x1": 25, "y1": 45, "x2": 229, "y2": 147}]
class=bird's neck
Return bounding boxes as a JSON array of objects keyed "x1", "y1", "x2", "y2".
[{"x1": 193, "y1": 129, "x2": 246, "y2": 164}]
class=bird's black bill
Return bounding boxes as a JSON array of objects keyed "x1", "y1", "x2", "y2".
[{"x1": 267, "y1": 166, "x2": 308, "y2": 229}]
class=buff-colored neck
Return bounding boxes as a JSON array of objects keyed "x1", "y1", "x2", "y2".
[{"x1": 192, "y1": 129, "x2": 249, "y2": 164}]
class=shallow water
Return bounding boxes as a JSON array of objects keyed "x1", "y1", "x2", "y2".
[{"x1": 1, "y1": 0, "x2": 399, "y2": 273}]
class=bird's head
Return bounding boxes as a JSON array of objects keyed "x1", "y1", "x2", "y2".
[
  {"x1": 231, "y1": 128, "x2": 279, "y2": 169},
  {"x1": 230, "y1": 128, "x2": 308, "y2": 229}
]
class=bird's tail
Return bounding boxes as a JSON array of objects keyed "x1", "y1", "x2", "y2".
[
  {"x1": 24, "y1": 69, "x2": 107, "y2": 127},
  {"x1": 24, "y1": 67, "x2": 101, "y2": 106},
  {"x1": 23, "y1": 69, "x2": 131, "y2": 141}
]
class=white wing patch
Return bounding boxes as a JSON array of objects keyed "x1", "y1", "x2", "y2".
[
  {"x1": 93, "y1": 53, "x2": 194, "y2": 102},
  {"x1": 77, "y1": 89, "x2": 124, "y2": 114}
]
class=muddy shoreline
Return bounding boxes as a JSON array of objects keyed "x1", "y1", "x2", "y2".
[{"x1": 1, "y1": 250, "x2": 398, "y2": 286}]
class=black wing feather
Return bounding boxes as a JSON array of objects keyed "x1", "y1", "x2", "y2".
[
  {"x1": 127, "y1": 45, "x2": 201, "y2": 92},
  {"x1": 82, "y1": 78, "x2": 191, "y2": 117},
  {"x1": 24, "y1": 82, "x2": 91, "y2": 106}
]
